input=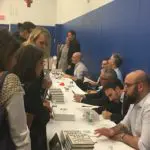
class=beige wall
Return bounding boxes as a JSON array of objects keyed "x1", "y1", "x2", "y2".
[
  {"x1": 56, "y1": 0, "x2": 114, "y2": 24},
  {"x1": 0, "y1": 0, "x2": 57, "y2": 26}
]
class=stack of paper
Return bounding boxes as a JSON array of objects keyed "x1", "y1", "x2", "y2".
[
  {"x1": 61, "y1": 130, "x2": 94, "y2": 150},
  {"x1": 49, "y1": 88, "x2": 64, "y2": 103},
  {"x1": 53, "y1": 106, "x2": 75, "y2": 121}
]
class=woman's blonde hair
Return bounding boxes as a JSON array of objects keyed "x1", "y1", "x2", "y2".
[{"x1": 23, "y1": 26, "x2": 51, "y2": 58}]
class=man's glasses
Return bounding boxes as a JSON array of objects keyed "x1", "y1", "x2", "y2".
[{"x1": 124, "y1": 82, "x2": 139, "y2": 88}]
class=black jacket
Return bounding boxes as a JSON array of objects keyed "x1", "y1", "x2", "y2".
[
  {"x1": 67, "y1": 39, "x2": 80, "y2": 65},
  {"x1": 93, "y1": 95, "x2": 130, "y2": 124},
  {"x1": 81, "y1": 89, "x2": 130, "y2": 124},
  {"x1": 81, "y1": 89, "x2": 109, "y2": 107},
  {"x1": 24, "y1": 78, "x2": 50, "y2": 150}
]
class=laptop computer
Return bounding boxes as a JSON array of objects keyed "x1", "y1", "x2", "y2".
[{"x1": 49, "y1": 133, "x2": 62, "y2": 150}]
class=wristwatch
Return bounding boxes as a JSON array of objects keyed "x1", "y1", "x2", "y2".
[{"x1": 120, "y1": 133, "x2": 126, "y2": 141}]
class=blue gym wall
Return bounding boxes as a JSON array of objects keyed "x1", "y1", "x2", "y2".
[{"x1": 59, "y1": 0, "x2": 150, "y2": 77}]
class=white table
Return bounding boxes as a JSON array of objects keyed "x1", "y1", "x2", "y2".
[{"x1": 46, "y1": 75, "x2": 134, "y2": 150}]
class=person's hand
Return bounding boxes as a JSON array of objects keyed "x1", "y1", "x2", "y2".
[
  {"x1": 42, "y1": 78, "x2": 52, "y2": 89},
  {"x1": 110, "y1": 133, "x2": 123, "y2": 141},
  {"x1": 87, "y1": 90, "x2": 97, "y2": 94},
  {"x1": 74, "y1": 94, "x2": 84, "y2": 103},
  {"x1": 43, "y1": 100, "x2": 52, "y2": 112},
  {"x1": 102, "y1": 110, "x2": 112, "y2": 119},
  {"x1": 63, "y1": 73, "x2": 71, "y2": 78},
  {"x1": 94, "y1": 128, "x2": 115, "y2": 137},
  {"x1": 67, "y1": 65, "x2": 71, "y2": 69},
  {"x1": 88, "y1": 81, "x2": 97, "y2": 86}
]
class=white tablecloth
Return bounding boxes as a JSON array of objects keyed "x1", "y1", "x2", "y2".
[{"x1": 46, "y1": 74, "x2": 134, "y2": 150}]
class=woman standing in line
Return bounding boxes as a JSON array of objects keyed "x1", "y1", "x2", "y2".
[
  {"x1": 0, "y1": 29, "x2": 31, "y2": 150},
  {"x1": 14, "y1": 45, "x2": 50, "y2": 150}
]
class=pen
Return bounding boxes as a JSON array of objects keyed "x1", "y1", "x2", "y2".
[
  {"x1": 72, "y1": 90, "x2": 76, "y2": 95},
  {"x1": 82, "y1": 105, "x2": 92, "y2": 107}
]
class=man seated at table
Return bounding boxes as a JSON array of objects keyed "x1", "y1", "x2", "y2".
[
  {"x1": 80, "y1": 58, "x2": 110, "y2": 91},
  {"x1": 74, "y1": 68, "x2": 118, "y2": 107},
  {"x1": 64, "y1": 52, "x2": 88, "y2": 81},
  {"x1": 100, "y1": 79, "x2": 130, "y2": 123},
  {"x1": 109, "y1": 53, "x2": 123, "y2": 82},
  {"x1": 95, "y1": 70, "x2": 150, "y2": 150}
]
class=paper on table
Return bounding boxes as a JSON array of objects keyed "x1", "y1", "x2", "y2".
[
  {"x1": 72, "y1": 88, "x2": 86, "y2": 95},
  {"x1": 84, "y1": 77, "x2": 96, "y2": 84}
]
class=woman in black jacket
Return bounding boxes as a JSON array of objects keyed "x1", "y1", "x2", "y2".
[
  {"x1": 14, "y1": 45, "x2": 50, "y2": 150},
  {"x1": 65, "y1": 30, "x2": 80, "y2": 75}
]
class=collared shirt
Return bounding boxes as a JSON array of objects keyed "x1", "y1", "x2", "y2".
[
  {"x1": 74, "y1": 61, "x2": 88, "y2": 80},
  {"x1": 120, "y1": 92, "x2": 125, "y2": 103},
  {"x1": 96, "y1": 86, "x2": 103, "y2": 92},
  {"x1": 120, "y1": 92, "x2": 125, "y2": 115},
  {"x1": 114, "y1": 68, "x2": 123, "y2": 83},
  {"x1": 121, "y1": 93, "x2": 150, "y2": 150}
]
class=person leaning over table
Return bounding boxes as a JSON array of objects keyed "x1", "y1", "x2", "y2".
[
  {"x1": 23, "y1": 26, "x2": 52, "y2": 104},
  {"x1": 74, "y1": 68, "x2": 118, "y2": 108},
  {"x1": 101, "y1": 79, "x2": 130, "y2": 123},
  {"x1": 0, "y1": 29, "x2": 31, "y2": 150},
  {"x1": 14, "y1": 45, "x2": 51, "y2": 150},
  {"x1": 95, "y1": 70, "x2": 150, "y2": 150}
]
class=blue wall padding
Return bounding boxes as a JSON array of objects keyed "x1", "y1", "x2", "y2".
[{"x1": 59, "y1": 0, "x2": 150, "y2": 77}]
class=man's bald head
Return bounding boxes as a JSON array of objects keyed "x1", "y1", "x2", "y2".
[
  {"x1": 72, "y1": 52, "x2": 82, "y2": 64},
  {"x1": 124, "y1": 70, "x2": 149, "y2": 104},
  {"x1": 73, "y1": 52, "x2": 82, "y2": 58},
  {"x1": 125, "y1": 70, "x2": 149, "y2": 85}
]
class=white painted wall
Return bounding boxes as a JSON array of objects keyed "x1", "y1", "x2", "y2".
[
  {"x1": 0, "y1": 0, "x2": 114, "y2": 25},
  {"x1": 0, "y1": 0, "x2": 57, "y2": 26},
  {"x1": 56, "y1": 0, "x2": 114, "y2": 24}
]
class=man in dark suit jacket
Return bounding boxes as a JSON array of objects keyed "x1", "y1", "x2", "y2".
[
  {"x1": 74, "y1": 68, "x2": 118, "y2": 107},
  {"x1": 101, "y1": 80, "x2": 130, "y2": 123}
]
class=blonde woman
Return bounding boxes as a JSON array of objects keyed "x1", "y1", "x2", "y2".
[
  {"x1": 24, "y1": 26, "x2": 51, "y2": 59},
  {"x1": 23, "y1": 27, "x2": 52, "y2": 113}
]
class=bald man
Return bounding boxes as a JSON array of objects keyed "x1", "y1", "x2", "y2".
[
  {"x1": 64, "y1": 52, "x2": 88, "y2": 81},
  {"x1": 94, "y1": 70, "x2": 150, "y2": 150}
]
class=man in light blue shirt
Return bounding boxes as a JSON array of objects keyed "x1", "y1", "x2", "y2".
[
  {"x1": 109, "y1": 53, "x2": 123, "y2": 82},
  {"x1": 95, "y1": 70, "x2": 150, "y2": 150}
]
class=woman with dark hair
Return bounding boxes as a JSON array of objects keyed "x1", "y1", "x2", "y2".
[
  {"x1": 65, "y1": 30, "x2": 80, "y2": 75},
  {"x1": 0, "y1": 29, "x2": 31, "y2": 149},
  {"x1": 14, "y1": 45, "x2": 50, "y2": 150}
]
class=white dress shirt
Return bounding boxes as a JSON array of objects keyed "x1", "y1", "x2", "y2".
[
  {"x1": 114, "y1": 68, "x2": 123, "y2": 82},
  {"x1": 74, "y1": 61, "x2": 88, "y2": 80},
  {"x1": 121, "y1": 93, "x2": 150, "y2": 150}
]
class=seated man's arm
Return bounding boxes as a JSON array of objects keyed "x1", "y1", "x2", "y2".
[
  {"x1": 138, "y1": 105, "x2": 150, "y2": 150},
  {"x1": 112, "y1": 133, "x2": 139, "y2": 149},
  {"x1": 82, "y1": 94, "x2": 109, "y2": 106},
  {"x1": 95, "y1": 105, "x2": 132, "y2": 137},
  {"x1": 63, "y1": 73, "x2": 77, "y2": 81}
]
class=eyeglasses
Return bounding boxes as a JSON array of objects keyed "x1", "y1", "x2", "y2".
[{"x1": 124, "y1": 82, "x2": 138, "y2": 88}]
